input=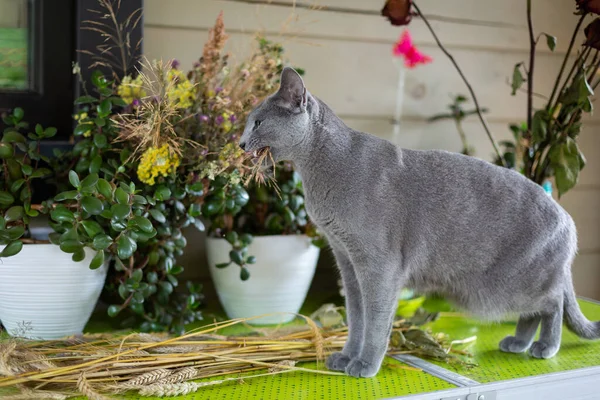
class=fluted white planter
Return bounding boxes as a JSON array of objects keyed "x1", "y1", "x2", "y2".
[
  {"x1": 0, "y1": 244, "x2": 108, "y2": 339},
  {"x1": 206, "y1": 235, "x2": 320, "y2": 325}
]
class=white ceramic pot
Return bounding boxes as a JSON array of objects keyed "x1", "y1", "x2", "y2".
[
  {"x1": 206, "y1": 235, "x2": 320, "y2": 325},
  {"x1": 0, "y1": 244, "x2": 108, "y2": 339}
]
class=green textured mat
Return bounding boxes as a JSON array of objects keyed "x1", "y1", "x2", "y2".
[
  {"x1": 110, "y1": 359, "x2": 454, "y2": 400},
  {"x1": 2, "y1": 299, "x2": 600, "y2": 399},
  {"x1": 425, "y1": 299, "x2": 600, "y2": 383}
]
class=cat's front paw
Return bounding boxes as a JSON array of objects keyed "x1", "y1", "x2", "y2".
[
  {"x1": 529, "y1": 341, "x2": 560, "y2": 359},
  {"x1": 499, "y1": 336, "x2": 531, "y2": 353},
  {"x1": 345, "y1": 358, "x2": 380, "y2": 378},
  {"x1": 326, "y1": 352, "x2": 352, "y2": 371}
]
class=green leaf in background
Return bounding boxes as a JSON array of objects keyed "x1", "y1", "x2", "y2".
[
  {"x1": 132, "y1": 216, "x2": 154, "y2": 233},
  {"x1": 90, "y1": 155, "x2": 102, "y2": 174},
  {"x1": 215, "y1": 262, "x2": 230, "y2": 269},
  {"x1": 44, "y1": 127, "x2": 57, "y2": 138},
  {"x1": 0, "y1": 191, "x2": 15, "y2": 206},
  {"x1": 81, "y1": 220, "x2": 104, "y2": 238},
  {"x1": 154, "y1": 186, "x2": 171, "y2": 201},
  {"x1": 111, "y1": 203, "x2": 131, "y2": 220},
  {"x1": 93, "y1": 234, "x2": 113, "y2": 250},
  {"x1": 74, "y1": 123, "x2": 95, "y2": 137},
  {"x1": 2, "y1": 131, "x2": 26, "y2": 143},
  {"x1": 549, "y1": 137, "x2": 581, "y2": 197},
  {"x1": 74, "y1": 95, "x2": 98, "y2": 104},
  {"x1": 229, "y1": 250, "x2": 244, "y2": 266},
  {"x1": 0, "y1": 240, "x2": 23, "y2": 257},
  {"x1": 69, "y1": 170, "x2": 80, "y2": 188},
  {"x1": 159, "y1": 281, "x2": 174, "y2": 295},
  {"x1": 225, "y1": 231, "x2": 238, "y2": 245},
  {"x1": 0, "y1": 143, "x2": 14, "y2": 159},
  {"x1": 240, "y1": 267, "x2": 250, "y2": 281},
  {"x1": 21, "y1": 164, "x2": 32, "y2": 176},
  {"x1": 117, "y1": 234, "x2": 137, "y2": 259},
  {"x1": 80, "y1": 173, "x2": 99, "y2": 189},
  {"x1": 55, "y1": 190, "x2": 79, "y2": 201},
  {"x1": 132, "y1": 268, "x2": 143, "y2": 283},
  {"x1": 115, "y1": 187, "x2": 129, "y2": 204},
  {"x1": 149, "y1": 209, "x2": 166, "y2": 223},
  {"x1": 97, "y1": 179, "x2": 113, "y2": 200},
  {"x1": 6, "y1": 226, "x2": 25, "y2": 240},
  {"x1": 30, "y1": 168, "x2": 52, "y2": 179},
  {"x1": 544, "y1": 33, "x2": 557, "y2": 51},
  {"x1": 532, "y1": 110, "x2": 548, "y2": 143},
  {"x1": 12, "y1": 107, "x2": 24, "y2": 121},
  {"x1": 90, "y1": 250, "x2": 105, "y2": 270},
  {"x1": 72, "y1": 248, "x2": 87, "y2": 262},
  {"x1": 107, "y1": 305, "x2": 121, "y2": 317},
  {"x1": 94, "y1": 133, "x2": 108, "y2": 148},
  {"x1": 60, "y1": 240, "x2": 82, "y2": 254},
  {"x1": 81, "y1": 196, "x2": 104, "y2": 215},
  {"x1": 511, "y1": 63, "x2": 525, "y2": 96},
  {"x1": 50, "y1": 207, "x2": 75, "y2": 223},
  {"x1": 5, "y1": 206, "x2": 24, "y2": 222}
]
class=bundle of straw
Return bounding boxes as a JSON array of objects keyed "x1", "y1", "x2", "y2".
[{"x1": 0, "y1": 312, "x2": 474, "y2": 399}]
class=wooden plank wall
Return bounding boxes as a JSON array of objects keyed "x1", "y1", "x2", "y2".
[{"x1": 144, "y1": 0, "x2": 600, "y2": 299}]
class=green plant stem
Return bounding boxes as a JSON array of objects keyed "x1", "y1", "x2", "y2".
[
  {"x1": 524, "y1": 0, "x2": 536, "y2": 178},
  {"x1": 454, "y1": 119, "x2": 470, "y2": 153},
  {"x1": 547, "y1": 13, "x2": 587, "y2": 108},
  {"x1": 412, "y1": 1, "x2": 505, "y2": 167}
]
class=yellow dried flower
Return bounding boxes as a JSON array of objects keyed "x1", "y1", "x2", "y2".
[
  {"x1": 118, "y1": 75, "x2": 146, "y2": 105},
  {"x1": 137, "y1": 144, "x2": 181, "y2": 185},
  {"x1": 167, "y1": 69, "x2": 196, "y2": 109}
]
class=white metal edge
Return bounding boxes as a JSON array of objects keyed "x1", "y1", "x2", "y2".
[
  {"x1": 468, "y1": 364, "x2": 600, "y2": 392},
  {"x1": 382, "y1": 386, "x2": 471, "y2": 400},
  {"x1": 392, "y1": 354, "x2": 480, "y2": 387}
]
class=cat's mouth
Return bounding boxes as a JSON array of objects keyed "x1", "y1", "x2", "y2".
[{"x1": 246, "y1": 146, "x2": 270, "y2": 161}]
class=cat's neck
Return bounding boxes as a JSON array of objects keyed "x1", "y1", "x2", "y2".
[{"x1": 291, "y1": 97, "x2": 352, "y2": 172}]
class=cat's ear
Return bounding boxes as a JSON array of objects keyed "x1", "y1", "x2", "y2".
[{"x1": 276, "y1": 67, "x2": 307, "y2": 112}]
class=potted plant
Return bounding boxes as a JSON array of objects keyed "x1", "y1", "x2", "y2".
[
  {"x1": 206, "y1": 162, "x2": 325, "y2": 325},
  {"x1": 0, "y1": 108, "x2": 109, "y2": 340},
  {"x1": 153, "y1": 15, "x2": 325, "y2": 325}
]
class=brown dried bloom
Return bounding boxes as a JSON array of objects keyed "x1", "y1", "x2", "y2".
[
  {"x1": 199, "y1": 12, "x2": 229, "y2": 81},
  {"x1": 381, "y1": 0, "x2": 414, "y2": 26},
  {"x1": 577, "y1": 0, "x2": 600, "y2": 14},
  {"x1": 584, "y1": 18, "x2": 600, "y2": 50}
]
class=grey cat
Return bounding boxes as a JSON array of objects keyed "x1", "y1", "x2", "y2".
[{"x1": 239, "y1": 67, "x2": 600, "y2": 378}]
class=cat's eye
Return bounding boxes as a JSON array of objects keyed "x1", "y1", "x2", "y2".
[{"x1": 253, "y1": 120, "x2": 262, "y2": 130}]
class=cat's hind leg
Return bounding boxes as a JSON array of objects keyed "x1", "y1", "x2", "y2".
[
  {"x1": 326, "y1": 246, "x2": 364, "y2": 372},
  {"x1": 499, "y1": 314, "x2": 541, "y2": 353},
  {"x1": 529, "y1": 304, "x2": 563, "y2": 359}
]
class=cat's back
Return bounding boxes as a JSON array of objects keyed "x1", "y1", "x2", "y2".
[{"x1": 398, "y1": 148, "x2": 573, "y2": 234}]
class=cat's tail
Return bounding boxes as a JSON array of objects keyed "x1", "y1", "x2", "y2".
[{"x1": 563, "y1": 281, "x2": 600, "y2": 339}]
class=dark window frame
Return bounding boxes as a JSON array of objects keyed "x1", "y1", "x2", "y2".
[
  {"x1": 0, "y1": 0, "x2": 143, "y2": 144},
  {"x1": 0, "y1": 0, "x2": 76, "y2": 136}
]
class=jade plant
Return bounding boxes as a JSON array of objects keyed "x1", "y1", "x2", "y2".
[
  {"x1": 208, "y1": 162, "x2": 325, "y2": 281},
  {"x1": 0, "y1": 108, "x2": 54, "y2": 258}
]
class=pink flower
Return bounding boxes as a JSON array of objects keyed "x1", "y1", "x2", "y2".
[{"x1": 393, "y1": 30, "x2": 432, "y2": 68}]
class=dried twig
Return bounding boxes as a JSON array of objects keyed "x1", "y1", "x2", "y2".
[{"x1": 412, "y1": 1, "x2": 505, "y2": 167}]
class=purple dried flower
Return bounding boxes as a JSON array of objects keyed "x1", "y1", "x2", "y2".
[
  {"x1": 171, "y1": 59, "x2": 180, "y2": 69},
  {"x1": 201, "y1": 149, "x2": 208, "y2": 156},
  {"x1": 199, "y1": 114, "x2": 209, "y2": 123},
  {"x1": 215, "y1": 86, "x2": 223, "y2": 93},
  {"x1": 215, "y1": 115, "x2": 224, "y2": 125},
  {"x1": 229, "y1": 114, "x2": 237, "y2": 123},
  {"x1": 132, "y1": 99, "x2": 140, "y2": 107}
]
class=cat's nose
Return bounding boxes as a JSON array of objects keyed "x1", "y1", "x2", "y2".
[{"x1": 239, "y1": 141, "x2": 246, "y2": 151}]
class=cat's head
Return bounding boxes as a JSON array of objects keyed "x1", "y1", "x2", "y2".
[{"x1": 239, "y1": 67, "x2": 312, "y2": 162}]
